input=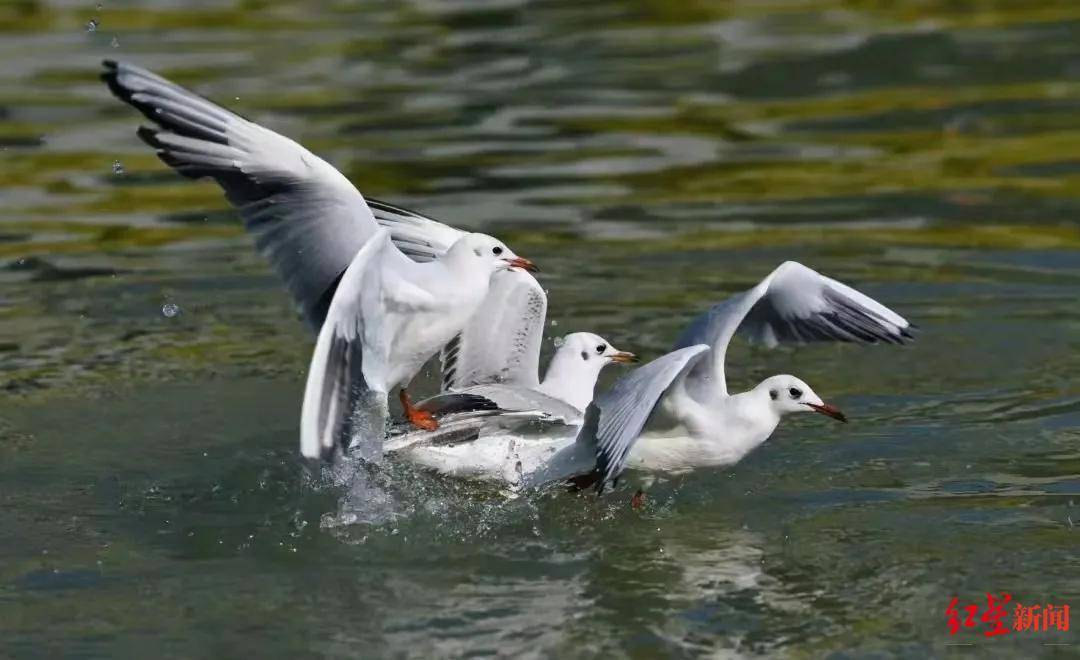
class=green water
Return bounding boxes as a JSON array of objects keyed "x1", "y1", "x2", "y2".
[{"x1": 2, "y1": 0, "x2": 1079, "y2": 657}]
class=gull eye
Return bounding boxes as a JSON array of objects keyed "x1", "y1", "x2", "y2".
[
  {"x1": 492, "y1": 246, "x2": 503, "y2": 256},
  {"x1": 595, "y1": 344, "x2": 606, "y2": 354},
  {"x1": 789, "y1": 387, "x2": 802, "y2": 399}
]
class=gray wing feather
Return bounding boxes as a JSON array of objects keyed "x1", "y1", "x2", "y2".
[
  {"x1": 674, "y1": 261, "x2": 914, "y2": 401},
  {"x1": 579, "y1": 345, "x2": 710, "y2": 491},
  {"x1": 103, "y1": 60, "x2": 383, "y2": 328},
  {"x1": 369, "y1": 199, "x2": 464, "y2": 263},
  {"x1": 441, "y1": 270, "x2": 547, "y2": 390},
  {"x1": 461, "y1": 384, "x2": 582, "y2": 422}
]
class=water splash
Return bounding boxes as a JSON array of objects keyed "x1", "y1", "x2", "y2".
[
  {"x1": 111, "y1": 160, "x2": 124, "y2": 175},
  {"x1": 85, "y1": 19, "x2": 98, "y2": 33},
  {"x1": 110, "y1": 36, "x2": 119, "y2": 48},
  {"x1": 161, "y1": 302, "x2": 180, "y2": 318}
]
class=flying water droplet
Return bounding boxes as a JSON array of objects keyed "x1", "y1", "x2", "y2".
[
  {"x1": 550, "y1": 319, "x2": 558, "y2": 327},
  {"x1": 552, "y1": 336, "x2": 564, "y2": 348},
  {"x1": 86, "y1": 19, "x2": 98, "y2": 32},
  {"x1": 161, "y1": 302, "x2": 180, "y2": 318},
  {"x1": 96, "y1": 3, "x2": 103, "y2": 10},
  {"x1": 111, "y1": 160, "x2": 124, "y2": 175},
  {"x1": 110, "y1": 36, "x2": 119, "y2": 48}
]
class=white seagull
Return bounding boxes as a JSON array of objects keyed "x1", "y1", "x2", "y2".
[
  {"x1": 385, "y1": 261, "x2": 914, "y2": 496},
  {"x1": 580, "y1": 260, "x2": 914, "y2": 501},
  {"x1": 366, "y1": 201, "x2": 635, "y2": 421},
  {"x1": 101, "y1": 61, "x2": 537, "y2": 461}
]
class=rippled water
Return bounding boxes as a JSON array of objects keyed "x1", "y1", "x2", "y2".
[{"x1": 2, "y1": 1, "x2": 1079, "y2": 656}]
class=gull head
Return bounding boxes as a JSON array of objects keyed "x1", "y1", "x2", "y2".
[
  {"x1": 758, "y1": 375, "x2": 846, "y2": 422},
  {"x1": 558, "y1": 332, "x2": 637, "y2": 367},
  {"x1": 447, "y1": 233, "x2": 537, "y2": 276}
]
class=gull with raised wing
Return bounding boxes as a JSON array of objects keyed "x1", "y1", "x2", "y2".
[
  {"x1": 101, "y1": 61, "x2": 537, "y2": 461},
  {"x1": 574, "y1": 260, "x2": 914, "y2": 502},
  {"x1": 368, "y1": 201, "x2": 635, "y2": 420}
]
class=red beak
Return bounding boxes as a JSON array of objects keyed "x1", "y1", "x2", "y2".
[
  {"x1": 807, "y1": 402, "x2": 847, "y2": 423},
  {"x1": 504, "y1": 256, "x2": 539, "y2": 272}
]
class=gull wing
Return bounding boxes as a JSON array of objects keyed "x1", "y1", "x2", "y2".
[
  {"x1": 440, "y1": 269, "x2": 547, "y2": 390},
  {"x1": 368, "y1": 200, "x2": 548, "y2": 390},
  {"x1": 102, "y1": 60, "x2": 396, "y2": 328},
  {"x1": 673, "y1": 261, "x2": 914, "y2": 401},
  {"x1": 579, "y1": 345, "x2": 710, "y2": 492}
]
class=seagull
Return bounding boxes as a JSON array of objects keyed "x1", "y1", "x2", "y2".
[
  {"x1": 580, "y1": 260, "x2": 914, "y2": 501},
  {"x1": 384, "y1": 261, "x2": 914, "y2": 496},
  {"x1": 100, "y1": 61, "x2": 537, "y2": 461},
  {"x1": 367, "y1": 201, "x2": 635, "y2": 420},
  {"x1": 383, "y1": 331, "x2": 636, "y2": 478}
]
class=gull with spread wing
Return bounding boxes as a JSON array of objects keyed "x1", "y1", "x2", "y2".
[
  {"x1": 576, "y1": 260, "x2": 914, "y2": 500},
  {"x1": 368, "y1": 201, "x2": 635, "y2": 421},
  {"x1": 101, "y1": 61, "x2": 537, "y2": 461}
]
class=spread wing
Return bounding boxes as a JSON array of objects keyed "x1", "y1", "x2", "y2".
[
  {"x1": 440, "y1": 270, "x2": 547, "y2": 390},
  {"x1": 102, "y1": 60, "x2": 396, "y2": 328},
  {"x1": 577, "y1": 345, "x2": 710, "y2": 492},
  {"x1": 673, "y1": 261, "x2": 914, "y2": 401},
  {"x1": 369, "y1": 200, "x2": 548, "y2": 390}
]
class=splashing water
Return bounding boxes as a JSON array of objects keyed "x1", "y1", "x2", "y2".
[
  {"x1": 110, "y1": 36, "x2": 119, "y2": 48},
  {"x1": 161, "y1": 303, "x2": 180, "y2": 318},
  {"x1": 552, "y1": 336, "x2": 565, "y2": 348},
  {"x1": 111, "y1": 160, "x2": 124, "y2": 175},
  {"x1": 85, "y1": 19, "x2": 98, "y2": 33}
]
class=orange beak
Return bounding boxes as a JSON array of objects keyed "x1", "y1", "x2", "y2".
[
  {"x1": 807, "y1": 402, "x2": 847, "y2": 423},
  {"x1": 503, "y1": 256, "x2": 539, "y2": 272},
  {"x1": 610, "y1": 351, "x2": 637, "y2": 364}
]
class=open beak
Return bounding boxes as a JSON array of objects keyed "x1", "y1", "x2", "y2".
[
  {"x1": 609, "y1": 351, "x2": 637, "y2": 364},
  {"x1": 503, "y1": 256, "x2": 539, "y2": 272},
  {"x1": 807, "y1": 402, "x2": 847, "y2": 423}
]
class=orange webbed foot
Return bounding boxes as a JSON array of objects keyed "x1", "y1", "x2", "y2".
[
  {"x1": 399, "y1": 388, "x2": 440, "y2": 431},
  {"x1": 630, "y1": 489, "x2": 646, "y2": 510}
]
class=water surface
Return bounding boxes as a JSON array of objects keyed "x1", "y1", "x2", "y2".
[{"x1": 2, "y1": 0, "x2": 1079, "y2": 656}]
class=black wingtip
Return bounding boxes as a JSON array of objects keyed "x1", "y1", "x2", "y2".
[{"x1": 135, "y1": 125, "x2": 160, "y2": 147}]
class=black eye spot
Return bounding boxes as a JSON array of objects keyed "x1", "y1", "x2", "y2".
[
  {"x1": 580, "y1": 351, "x2": 589, "y2": 360},
  {"x1": 595, "y1": 344, "x2": 606, "y2": 354},
  {"x1": 492, "y1": 246, "x2": 503, "y2": 256},
  {"x1": 789, "y1": 387, "x2": 802, "y2": 399},
  {"x1": 769, "y1": 389, "x2": 778, "y2": 400}
]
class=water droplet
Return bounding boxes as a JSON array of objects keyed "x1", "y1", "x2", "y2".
[
  {"x1": 110, "y1": 36, "x2": 119, "y2": 48},
  {"x1": 96, "y1": 3, "x2": 103, "y2": 10},
  {"x1": 161, "y1": 302, "x2": 180, "y2": 318},
  {"x1": 550, "y1": 319, "x2": 559, "y2": 327},
  {"x1": 552, "y1": 336, "x2": 564, "y2": 347},
  {"x1": 111, "y1": 159, "x2": 124, "y2": 175},
  {"x1": 86, "y1": 19, "x2": 98, "y2": 32}
]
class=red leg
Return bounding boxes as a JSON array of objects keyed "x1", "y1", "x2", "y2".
[
  {"x1": 630, "y1": 489, "x2": 645, "y2": 510},
  {"x1": 399, "y1": 388, "x2": 439, "y2": 431}
]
